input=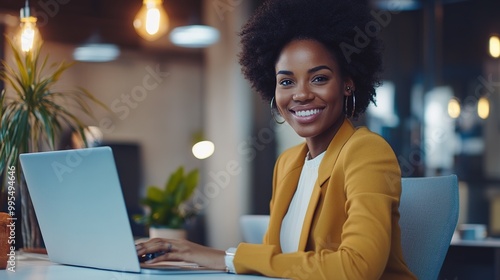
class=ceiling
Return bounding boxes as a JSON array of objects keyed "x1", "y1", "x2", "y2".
[{"x1": 0, "y1": 0, "x2": 202, "y2": 50}]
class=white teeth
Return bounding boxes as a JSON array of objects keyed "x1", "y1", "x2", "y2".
[{"x1": 295, "y1": 109, "x2": 321, "y2": 117}]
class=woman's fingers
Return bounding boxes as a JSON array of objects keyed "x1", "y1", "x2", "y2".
[
  {"x1": 136, "y1": 238, "x2": 175, "y2": 260},
  {"x1": 136, "y1": 238, "x2": 226, "y2": 269}
]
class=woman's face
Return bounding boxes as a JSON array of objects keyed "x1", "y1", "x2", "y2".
[{"x1": 275, "y1": 39, "x2": 353, "y2": 146}]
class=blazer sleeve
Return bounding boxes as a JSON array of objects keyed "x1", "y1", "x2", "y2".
[{"x1": 233, "y1": 131, "x2": 403, "y2": 280}]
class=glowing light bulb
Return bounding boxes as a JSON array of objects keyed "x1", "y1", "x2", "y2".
[
  {"x1": 489, "y1": 35, "x2": 500, "y2": 58},
  {"x1": 448, "y1": 98, "x2": 461, "y2": 119},
  {"x1": 192, "y1": 140, "x2": 215, "y2": 159},
  {"x1": 133, "y1": 0, "x2": 169, "y2": 41},
  {"x1": 477, "y1": 97, "x2": 490, "y2": 119},
  {"x1": 16, "y1": 1, "x2": 41, "y2": 53}
]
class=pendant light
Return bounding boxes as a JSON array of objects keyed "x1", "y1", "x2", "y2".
[
  {"x1": 133, "y1": 0, "x2": 169, "y2": 41},
  {"x1": 72, "y1": 0, "x2": 120, "y2": 62},
  {"x1": 191, "y1": 132, "x2": 215, "y2": 160},
  {"x1": 16, "y1": 0, "x2": 41, "y2": 52},
  {"x1": 477, "y1": 97, "x2": 490, "y2": 120},
  {"x1": 489, "y1": 35, "x2": 500, "y2": 58},
  {"x1": 73, "y1": 32, "x2": 120, "y2": 63},
  {"x1": 168, "y1": 6, "x2": 219, "y2": 48},
  {"x1": 170, "y1": 25, "x2": 220, "y2": 48}
]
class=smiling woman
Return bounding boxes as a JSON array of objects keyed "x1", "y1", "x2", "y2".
[{"x1": 135, "y1": 0, "x2": 417, "y2": 279}]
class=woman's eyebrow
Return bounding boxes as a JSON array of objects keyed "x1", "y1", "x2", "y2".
[
  {"x1": 308, "y1": 65, "x2": 332, "y2": 73},
  {"x1": 276, "y1": 70, "x2": 293, "y2": 76},
  {"x1": 276, "y1": 65, "x2": 332, "y2": 76}
]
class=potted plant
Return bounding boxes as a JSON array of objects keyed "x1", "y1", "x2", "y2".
[
  {"x1": 0, "y1": 37, "x2": 107, "y2": 251},
  {"x1": 134, "y1": 166, "x2": 200, "y2": 239}
]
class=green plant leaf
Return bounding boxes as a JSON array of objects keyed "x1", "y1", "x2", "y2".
[
  {"x1": 145, "y1": 186, "x2": 164, "y2": 203},
  {"x1": 182, "y1": 169, "x2": 199, "y2": 202},
  {"x1": 173, "y1": 180, "x2": 187, "y2": 207},
  {"x1": 165, "y1": 166, "x2": 184, "y2": 195},
  {"x1": 0, "y1": 36, "x2": 109, "y2": 194},
  {"x1": 134, "y1": 166, "x2": 200, "y2": 228}
]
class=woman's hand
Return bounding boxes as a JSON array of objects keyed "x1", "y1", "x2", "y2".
[{"x1": 136, "y1": 238, "x2": 226, "y2": 270}]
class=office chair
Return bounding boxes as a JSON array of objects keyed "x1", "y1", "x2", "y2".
[
  {"x1": 240, "y1": 215, "x2": 270, "y2": 244},
  {"x1": 239, "y1": 176, "x2": 459, "y2": 280},
  {"x1": 399, "y1": 175, "x2": 459, "y2": 280}
]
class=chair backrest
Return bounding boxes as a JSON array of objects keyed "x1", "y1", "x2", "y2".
[
  {"x1": 239, "y1": 176, "x2": 459, "y2": 280},
  {"x1": 399, "y1": 175, "x2": 459, "y2": 280},
  {"x1": 240, "y1": 215, "x2": 270, "y2": 244}
]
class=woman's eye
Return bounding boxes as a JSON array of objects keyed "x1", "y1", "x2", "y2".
[
  {"x1": 279, "y1": 79, "x2": 293, "y2": 86},
  {"x1": 312, "y1": 76, "x2": 328, "y2": 83}
]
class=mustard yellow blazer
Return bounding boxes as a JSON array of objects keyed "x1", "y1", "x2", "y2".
[{"x1": 234, "y1": 119, "x2": 417, "y2": 280}]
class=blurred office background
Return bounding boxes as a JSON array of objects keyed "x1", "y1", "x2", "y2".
[{"x1": 1, "y1": 0, "x2": 500, "y2": 258}]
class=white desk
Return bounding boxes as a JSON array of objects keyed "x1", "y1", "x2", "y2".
[{"x1": 0, "y1": 253, "x2": 279, "y2": 280}]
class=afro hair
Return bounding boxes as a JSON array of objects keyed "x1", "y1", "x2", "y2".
[{"x1": 238, "y1": 0, "x2": 384, "y2": 118}]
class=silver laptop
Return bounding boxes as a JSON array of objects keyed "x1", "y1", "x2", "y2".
[{"x1": 19, "y1": 146, "x2": 221, "y2": 275}]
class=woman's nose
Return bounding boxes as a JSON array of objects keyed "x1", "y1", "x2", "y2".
[{"x1": 292, "y1": 85, "x2": 314, "y2": 102}]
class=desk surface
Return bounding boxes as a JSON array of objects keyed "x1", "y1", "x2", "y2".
[
  {"x1": 451, "y1": 237, "x2": 500, "y2": 248},
  {"x1": 0, "y1": 253, "x2": 279, "y2": 280}
]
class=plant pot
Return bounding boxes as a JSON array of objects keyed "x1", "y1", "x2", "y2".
[
  {"x1": 0, "y1": 212, "x2": 11, "y2": 270},
  {"x1": 149, "y1": 227, "x2": 187, "y2": 240}
]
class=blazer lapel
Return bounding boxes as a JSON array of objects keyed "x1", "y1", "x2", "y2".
[
  {"x1": 297, "y1": 119, "x2": 356, "y2": 251},
  {"x1": 268, "y1": 144, "x2": 308, "y2": 247}
]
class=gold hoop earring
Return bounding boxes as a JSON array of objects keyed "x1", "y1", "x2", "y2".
[
  {"x1": 344, "y1": 91, "x2": 356, "y2": 119},
  {"x1": 270, "y1": 97, "x2": 285, "y2": 124}
]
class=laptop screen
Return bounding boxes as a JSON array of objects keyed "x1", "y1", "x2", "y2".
[{"x1": 20, "y1": 147, "x2": 141, "y2": 273}]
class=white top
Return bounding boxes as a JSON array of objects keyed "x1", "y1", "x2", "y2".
[{"x1": 280, "y1": 151, "x2": 325, "y2": 253}]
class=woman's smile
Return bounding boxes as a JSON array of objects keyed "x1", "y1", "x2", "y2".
[{"x1": 290, "y1": 108, "x2": 324, "y2": 123}]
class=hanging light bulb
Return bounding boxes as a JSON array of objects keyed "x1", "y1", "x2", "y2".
[
  {"x1": 489, "y1": 35, "x2": 500, "y2": 58},
  {"x1": 133, "y1": 0, "x2": 169, "y2": 41},
  {"x1": 447, "y1": 97, "x2": 461, "y2": 119},
  {"x1": 477, "y1": 96, "x2": 490, "y2": 119},
  {"x1": 16, "y1": 0, "x2": 41, "y2": 52},
  {"x1": 192, "y1": 140, "x2": 215, "y2": 159}
]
